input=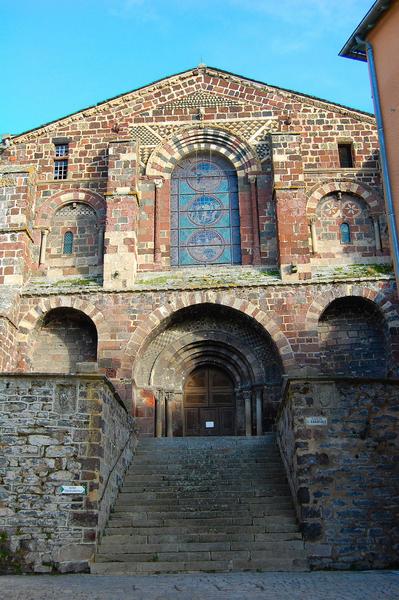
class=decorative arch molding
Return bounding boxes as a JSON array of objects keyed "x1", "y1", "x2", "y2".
[
  {"x1": 35, "y1": 188, "x2": 106, "y2": 228},
  {"x1": 306, "y1": 180, "x2": 382, "y2": 218},
  {"x1": 126, "y1": 291, "x2": 295, "y2": 373},
  {"x1": 17, "y1": 297, "x2": 109, "y2": 342},
  {"x1": 147, "y1": 331, "x2": 261, "y2": 391},
  {"x1": 305, "y1": 286, "x2": 399, "y2": 334},
  {"x1": 145, "y1": 126, "x2": 261, "y2": 178}
]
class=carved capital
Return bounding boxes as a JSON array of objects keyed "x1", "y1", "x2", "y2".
[
  {"x1": 154, "y1": 178, "x2": 164, "y2": 189},
  {"x1": 248, "y1": 174, "x2": 257, "y2": 184}
]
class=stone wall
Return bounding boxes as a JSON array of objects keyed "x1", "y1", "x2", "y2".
[
  {"x1": 0, "y1": 374, "x2": 135, "y2": 573},
  {"x1": 277, "y1": 377, "x2": 399, "y2": 569}
]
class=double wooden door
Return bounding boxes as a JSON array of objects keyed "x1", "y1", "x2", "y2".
[{"x1": 183, "y1": 366, "x2": 235, "y2": 436}]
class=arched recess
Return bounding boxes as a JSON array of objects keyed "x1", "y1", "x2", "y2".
[
  {"x1": 306, "y1": 180, "x2": 381, "y2": 219},
  {"x1": 125, "y1": 291, "x2": 295, "y2": 373},
  {"x1": 146, "y1": 126, "x2": 261, "y2": 178},
  {"x1": 318, "y1": 297, "x2": 389, "y2": 377},
  {"x1": 31, "y1": 307, "x2": 98, "y2": 373},
  {"x1": 131, "y1": 301, "x2": 289, "y2": 437},
  {"x1": 35, "y1": 189, "x2": 106, "y2": 227},
  {"x1": 18, "y1": 299, "x2": 108, "y2": 371},
  {"x1": 305, "y1": 287, "x2": 399, "y2": 334},
  {"x1": 305, "y1": 287, "x2": 399, "y2": 377}
]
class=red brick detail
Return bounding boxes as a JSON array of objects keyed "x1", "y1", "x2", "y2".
[
  {"x1": 305, "y1": 286, "x2": 399, "y2": 333},
  {"x1": 18, "y1": 298, "x2": 109, "y2": 339},
  {"x1": 35, "y1": 189, "x2": 106, "y2": 227},
  {"x1": 146, "y1": 127, "x2": 260, "y2": 178},
  {"x1": 306, "y1": 180, "x2": 382, "y2": 218},
  {"x1": 126, "y1": 292, "x2": 295, "y2": 372}
]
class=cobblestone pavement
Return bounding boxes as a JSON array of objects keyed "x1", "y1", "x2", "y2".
[{"x1": 1, "y1": 571, "x2": 399, "y2": 600}]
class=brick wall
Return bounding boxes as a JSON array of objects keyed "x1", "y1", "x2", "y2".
[
  {"x1": 277, "y1": 377, "x2": 399, "y2": 569},
  {"x1": 31, "y1": 308, "x2": 97, "y2": 373},
  {"x1": 0, "y1": 67, "x2": 386, "y2": 284},
  {"x1": 318, "y1": 297, "x2": 389, "y2": 377},
  {"x1": 0, "y1": 375, "x2": 135, "y2": 573}
]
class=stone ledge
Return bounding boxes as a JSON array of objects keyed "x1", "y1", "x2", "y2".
[{"x1": 0, "y1": 372, "x2": 127, "y2": 412}]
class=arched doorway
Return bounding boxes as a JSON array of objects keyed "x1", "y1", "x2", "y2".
[
  {"x1": 184, "y1": 366, "x2": 235, "y2": 436},
  {"x1": 133, "y1": 303, "x2": 284, "y2": 437}
]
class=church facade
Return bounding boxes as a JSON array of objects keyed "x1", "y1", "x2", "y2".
[{"x1": 1, "y1": 66, "x2": 398, "y2": 573}]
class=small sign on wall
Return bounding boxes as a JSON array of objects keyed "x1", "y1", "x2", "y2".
[
  {"x1": 305, "y1": 416, "x2": 328, "y2": 426},
  {"x1": 205, "y1": 421, "x2": 215, "y2": 428},
  {"x1": 59, "y1": 485, "x2": 87, "y2": 495}
]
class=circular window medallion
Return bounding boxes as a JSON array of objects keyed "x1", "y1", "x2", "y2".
[
  {"x1": 188, "y1": 195, "x2": 223, "y2": 226},
  {"x1": 186, "y1": 160, "x2": 224, "y2": 192},
  {"x1": 187, "y1": 229, "x2": 225, "y2": 263}
]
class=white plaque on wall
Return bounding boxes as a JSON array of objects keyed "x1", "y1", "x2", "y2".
[
  {"x1": 305, "y1": 416, "x2": 327, "y2": 426},
  {"x1": 205, "y1": 421, "x2": 215, "y2": 428},
  {"x1": 59, "y1": 485, "x2": 87, "y2": 495}
]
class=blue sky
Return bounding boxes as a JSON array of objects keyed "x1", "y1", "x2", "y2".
[{"x1": 1, "y1": 0, "x2": 373, "y2": 136}]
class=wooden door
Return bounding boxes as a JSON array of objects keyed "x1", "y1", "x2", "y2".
[{"x1": 184, "y1": 367, "x2": 235, "y2": 436}]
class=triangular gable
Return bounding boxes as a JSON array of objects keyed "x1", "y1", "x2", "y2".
[{"x1": 7, "y1": 65, "x2": 375, "y2": 144}]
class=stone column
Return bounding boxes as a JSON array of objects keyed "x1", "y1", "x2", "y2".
[
  {"x1": 165, "y1": 391, "x2": 174, "y2": 438},
  {"x1": 39, "y1": 228, "x2": 49, "y2": 266},
  {"x1": 271, "y1": 133, "x2": 310, "y2": 281},
  {"x1": 248, "y1": 174, "x2": 261, "y2": 265},
  {"x1": 373, "y1": 217, "x2": 382, "y2": 252},
  {"x1": 153, "y1": 178, "x2": 163, "y2": 265},
  {"x1": 155, "y1": 390, "x2": 165, "y2": 438},
  {"x1": 103, "y1": 140, "x2": 140, "y2": 290},
  {"x1": 310, "y1": 219, "x2": 318, "y2": 254},
  {"x1": 97, "y1": 226, "x2": 104, "y2": 265},
  {"x1": 243, "y1": 390, "x2": 252, "y2": 437},
  {"x1": 255, "y1": 387, "x2": 263, "y2": 436}
]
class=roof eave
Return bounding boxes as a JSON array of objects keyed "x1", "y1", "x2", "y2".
[{"x1": 339, "y1": 0, "x2": 394, "y2": 61}]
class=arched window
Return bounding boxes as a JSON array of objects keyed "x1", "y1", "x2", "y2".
[
  {"x1": 340, "y1": 223, "x2": 351, "y2": 244},
  {"x1": 63, "y1": 231, "x2": 74, "y2": 254},
  {"x1": 170, "y1": 153, "x2": 241, "y2": 266}
]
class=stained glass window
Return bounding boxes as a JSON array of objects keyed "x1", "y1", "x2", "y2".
[
  {"x1": 340, "y1": 223, "x2": 351, "y2": 244},
  {"x1": 171, "y1": 154, "x2": 241, "y2": 266},
  {"x1": 63, "y1": 231, "x2": 74, "y2": 254}
]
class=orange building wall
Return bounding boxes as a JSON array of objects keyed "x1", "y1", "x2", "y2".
[{"x1": 369, "y1": 2, "x2": 399, "y2": 274}]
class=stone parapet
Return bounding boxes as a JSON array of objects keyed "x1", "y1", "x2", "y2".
[
  {"x1": 0, "y1": 374, "x2": 135, "y2": 573},
  {"x1": 277, "y1": 376, "x2": 399, "y2": 569}
]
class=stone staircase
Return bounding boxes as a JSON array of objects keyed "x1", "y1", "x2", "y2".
[{"x1": 91, "y1": 435, "x2": 308, "y2": 574}]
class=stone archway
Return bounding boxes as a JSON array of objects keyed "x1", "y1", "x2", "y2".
[{"x1": 132, "y1": 302, "x2": 285, "y2": 437}]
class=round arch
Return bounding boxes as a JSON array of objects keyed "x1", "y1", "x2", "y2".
[
  {"x1": 125, "y1": 292, "x2": 295, "y2": 374},
  {"x1": 148, "y1": 331, "x2": 260, "y2": 391},
  {"x1": 305, "y1": 286, "x2": 399, "y2": 335},
  {"x1": 146, "y1": 126, "x2": 261, "y2": 178},
  {"x1": 17, "y1": 297, "x2": 109, "y2": 342},
  {"x1": 306, "y1": 180, "x2": 382, "y2": 219},
  {"x1": 35, "y1": 188, "x2": 106, "y2": 228}
]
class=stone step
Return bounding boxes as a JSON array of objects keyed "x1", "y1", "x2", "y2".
[
  {"x1": 92, "y1": 435, "x2": 307, "y2": 574},
  {"x1": 101, "y1": 531, "x2": 303, "y2": 544},
  {"x1": 121, "y1": 481, "x2": 290, "y2": 498},
  {"x1": 120, "y1": 483, "x2": 289, "y2": 496},
  {"x1": 110, "y1": 508, "x2": 297, "y2": 520},
  {"x1": 99, "y1": 539, "x2": 305, "y2": 555},
  {"x1": 91, "y1": 558, "x2": 309, "y2": 575},
  {"x1": 105, "y1": 520, "x2": 300, "y2": 533},
  {"x1": 123, "y1": 474, "x2": 288, "y2": 484},
  {"x1": 115, "y1": 495, "x2": 294, "y2": 507},
  {"x1": 112, "y1": 506, "x2": 295, "y2": 518},
  {"x1": 95, "y1": 546, "x2": 306, "y2": 563}
]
